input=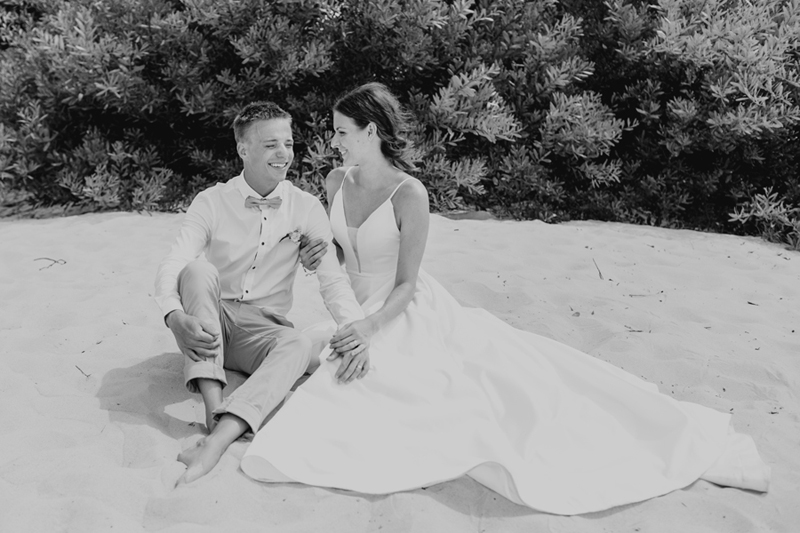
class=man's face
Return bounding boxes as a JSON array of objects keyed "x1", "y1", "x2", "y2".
[{"x1": 239, "y1": 118, "x2": 294, "y2": 183}]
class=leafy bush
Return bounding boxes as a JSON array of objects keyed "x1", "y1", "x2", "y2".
[
  {"x1": 730, "y1": 187, "x2": 800, "y2": 250},
  {"x1": 1, "y1": 0, "x2": 799, "y2": 249},
  {"x1": 572, "y1": 0, "x2": 800, "y2": 233}
]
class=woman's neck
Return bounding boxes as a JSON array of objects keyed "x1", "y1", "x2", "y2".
[{"x1": 351, "y1": 158, "x2": 396, "y2": 190}]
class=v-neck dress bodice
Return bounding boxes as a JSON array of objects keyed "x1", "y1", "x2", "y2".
[
  {"x1": 331, "y1": 174, "x2": 408, "y2": 307},
  {"x1": 241, "y1": 170, "x2": 769, "y2": 514}
]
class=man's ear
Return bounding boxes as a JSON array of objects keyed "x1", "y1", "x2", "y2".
[{"x1": 236, "y1": 141, "x2": 247, "y2": 160}]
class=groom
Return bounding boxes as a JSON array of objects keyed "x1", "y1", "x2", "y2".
[{"x1": 154, "y1": 101, "x2": 364, "y2": 484}]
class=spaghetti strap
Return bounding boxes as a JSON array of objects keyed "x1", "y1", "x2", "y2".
[
  {"x1": 338, "y1": 167, "x2": 355, "y2": 195},
  {"x1": 388, "y1": 177, "x2": 413, "y2": 200}
]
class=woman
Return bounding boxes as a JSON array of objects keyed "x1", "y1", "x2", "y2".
[{"x1": 240, "y1": 83, "x2": 770, "y2": 515}]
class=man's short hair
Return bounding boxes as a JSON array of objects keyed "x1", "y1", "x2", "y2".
[{"x1": 233, "y1": 102, "x2": 292, "y2": 143}]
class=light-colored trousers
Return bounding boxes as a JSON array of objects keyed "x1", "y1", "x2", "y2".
[{"x1": 177, "y1": 260, "x2": 312, "y2": 433}]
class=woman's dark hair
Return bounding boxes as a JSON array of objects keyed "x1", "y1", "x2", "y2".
[{"x1": 334, "y1": 82, "x2": 416, "y2": 172}]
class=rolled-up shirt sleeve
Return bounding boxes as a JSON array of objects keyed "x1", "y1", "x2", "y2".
[
  {"x1": 154, "y1": 194, "x2": 213, "y2": 320},
  {"x1": 304, "y1": 200, "x2": 364, "y2": 326}
]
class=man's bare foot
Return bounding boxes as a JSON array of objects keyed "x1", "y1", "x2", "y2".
[
  {"x1": 176, "y1": 436, "x2": 226, "y2": 485},
  {"x1": 175, "y1": 414, "x2": 249, "y2": 486}
]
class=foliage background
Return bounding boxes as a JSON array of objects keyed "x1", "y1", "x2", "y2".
[{"x1": 2, "y1": 0, "x2": 799, "y2": 247}]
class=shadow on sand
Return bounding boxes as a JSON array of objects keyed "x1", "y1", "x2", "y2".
[
  {"x1": 97, "y1": 352, "x2": 241, "y2": 440},
  {"x1": 96, "y1": 351, "x2": 304, "y2": 440}
]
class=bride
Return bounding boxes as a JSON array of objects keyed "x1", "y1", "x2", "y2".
[{"x1": 240, "y1": 82, "x2": 770, "y2": 515}]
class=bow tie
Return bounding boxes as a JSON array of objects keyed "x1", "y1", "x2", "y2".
[{"x1": 245, "y1": 196, "x2": 282, "y2": 210}]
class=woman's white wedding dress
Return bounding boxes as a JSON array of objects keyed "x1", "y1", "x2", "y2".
[{"x1": 241, "y1": 177, "x2": 770, "y2": 515}]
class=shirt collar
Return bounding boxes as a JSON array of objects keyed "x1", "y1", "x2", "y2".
[{"x1": 235, "y1": 172, "x2": 286, "y2": 200}]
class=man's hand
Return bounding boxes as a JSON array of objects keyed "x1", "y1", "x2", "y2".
[
  {"x1": 329, "y1": 319, "x2": 375, "y2": 355},
  {"x1": 166, "y1": 310, "x2": 221, "y2": 362},
  {"x1": 299, "y1": 236, "x2": 328, "y2": 272}
]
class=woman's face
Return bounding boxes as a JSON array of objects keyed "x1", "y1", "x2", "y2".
[{"x1": 331, "y1": 111, "x2": 371, "y2": 166}]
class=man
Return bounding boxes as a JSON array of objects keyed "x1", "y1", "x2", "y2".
[{"x1": 154, "y1": 101, "x2": 365, "y2": 484}]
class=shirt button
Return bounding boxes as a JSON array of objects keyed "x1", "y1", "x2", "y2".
[
  {"x1": 261, "y1": 242, "x2": 265, "y2": 245},
  {"x1": 252, "y1": 266, "x2": 256, "y2": 270},
  {"x1": 245, "y1": 290, "x2": 249, "y2": 294}
]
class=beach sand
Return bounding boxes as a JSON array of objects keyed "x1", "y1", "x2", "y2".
[{"x1": 0, "y1": 211, "x2": 796, "y2": 532}]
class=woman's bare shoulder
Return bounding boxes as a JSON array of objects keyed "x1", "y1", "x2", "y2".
[
  {"x1": 325, "y1": 167, "x2": 350, "y2": 202},
  {"x1": 393, "y1": 175, "x2": 428, "y2": 205},
  {"x1": 391, "y1": 175, "x2": 429, "y2": 224}
]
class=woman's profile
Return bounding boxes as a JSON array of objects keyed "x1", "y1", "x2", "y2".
[{"x1": 240, "y1": 82, "x2": 770, "y2": 515}]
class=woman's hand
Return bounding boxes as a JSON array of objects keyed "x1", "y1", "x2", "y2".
[
  {"x1": 299, "y1": 236, "x2": 328, "y2": 271},
  {"x1": 328, "y1": 319, "x2": 377, "y2": 383},
  {"x1": 328, "y1": 346, "x2": 370, "y2": 383}
]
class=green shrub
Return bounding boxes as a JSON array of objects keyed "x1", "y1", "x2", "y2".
[
  {"x1": 572, "y1": 0, "x2": 800, "y2": 232},
  {"x1": 1, "y1": 0, "x2": 799, "y2": 249},
  {"x1": 730, "y1": 187, "x2": 800, "y2": 250}
]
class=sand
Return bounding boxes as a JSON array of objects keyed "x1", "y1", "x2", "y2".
[{"x1": 0, "y1": 211, "x2": 796, "y2": 532}]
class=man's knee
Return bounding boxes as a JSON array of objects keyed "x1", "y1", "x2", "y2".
[{"x1": 178, "y1": 260, "x2": 219, "y2": 293}]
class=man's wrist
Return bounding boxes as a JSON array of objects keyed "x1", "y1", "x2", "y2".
[{"x1": 164, "y1": 309, "x2": 181, "y2": 329}]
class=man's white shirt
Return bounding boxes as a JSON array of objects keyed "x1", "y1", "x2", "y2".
[{"x1": 154, "y1": 173, "x2": 364, "y2": 325}]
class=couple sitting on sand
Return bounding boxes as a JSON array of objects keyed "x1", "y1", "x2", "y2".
[{"x1": 154, "y1": 82, "x2": 770, "y2": 515}]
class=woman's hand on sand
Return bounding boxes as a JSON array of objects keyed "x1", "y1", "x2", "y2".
[{"x1": 166, "y1": 310, "x2": 221, "y2": 362}]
